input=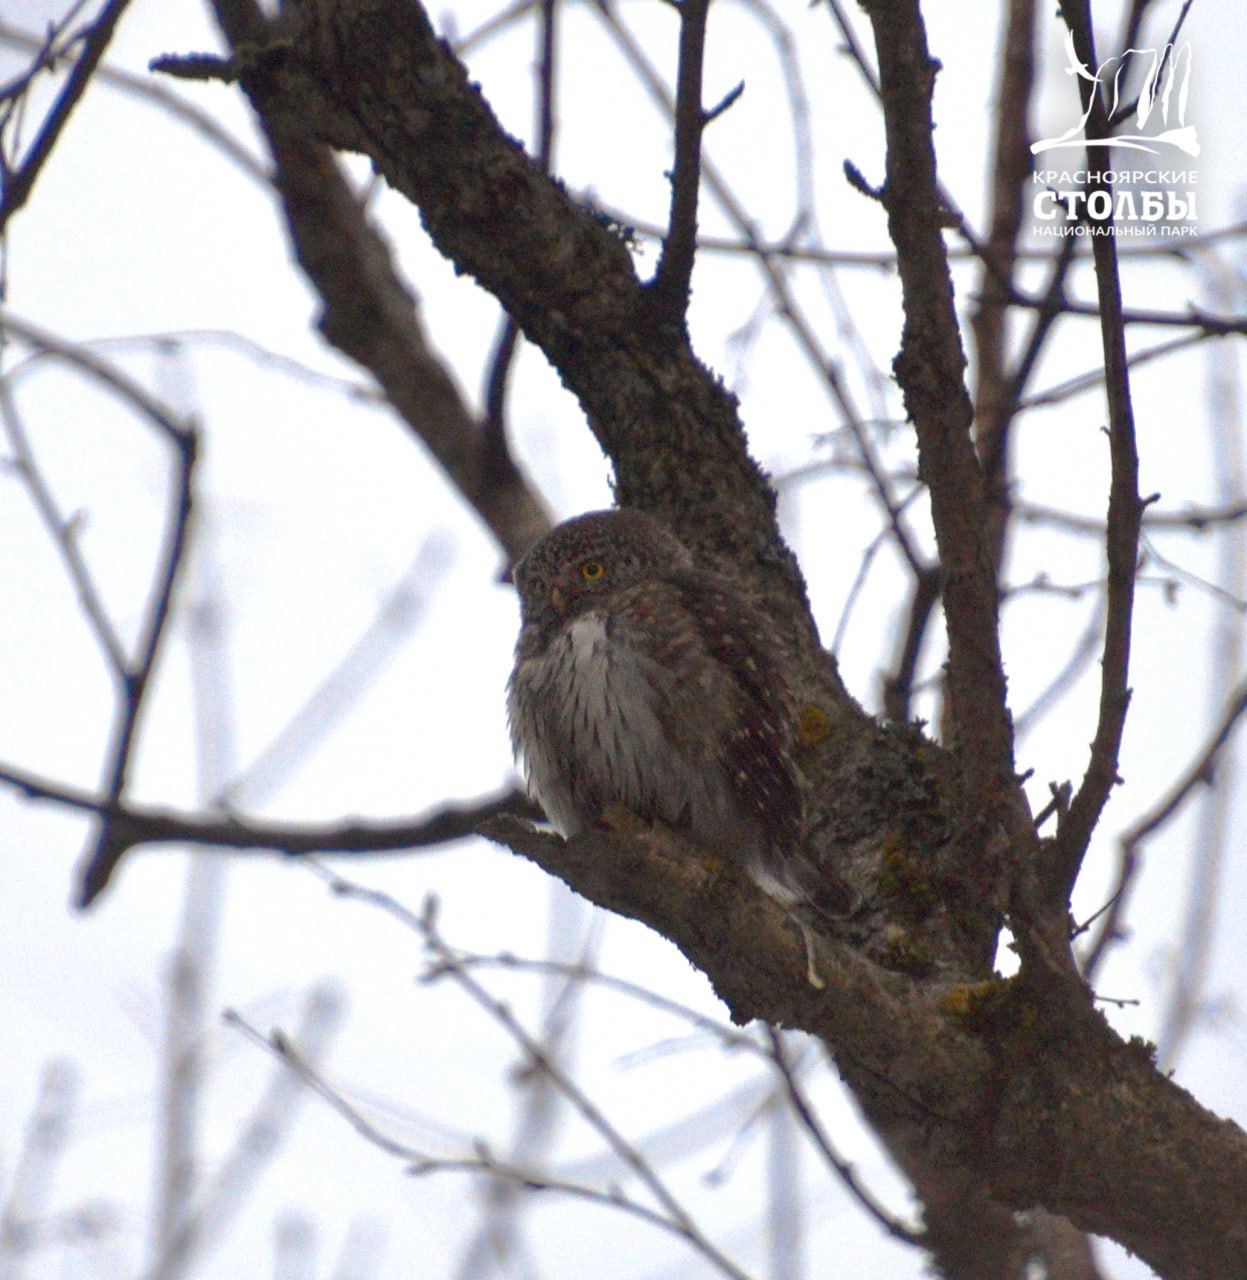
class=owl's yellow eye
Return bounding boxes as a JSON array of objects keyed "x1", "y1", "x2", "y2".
[{"x1": 580, "y1": 559, "x2": 606, "y2": 583}]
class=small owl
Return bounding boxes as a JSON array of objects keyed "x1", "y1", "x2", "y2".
[{"x1": 507, "y1": 508, "x2": 805, "y2": 906}]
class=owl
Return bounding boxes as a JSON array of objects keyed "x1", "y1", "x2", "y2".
[{"x1": 507, "y1": 508, "x2": 806, "y2": 907}]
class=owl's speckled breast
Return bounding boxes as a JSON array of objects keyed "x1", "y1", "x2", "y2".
[
  {"x1": 510, "y1": 610, "x2": 676, "y2": 836},
  {"x1": 507, "y1": 509, "x2": 802, "y2": 900}
]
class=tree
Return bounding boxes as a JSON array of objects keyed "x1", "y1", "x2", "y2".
[{"x1": 1, "y1": 1, "x2": 1245, "y2": 1278}]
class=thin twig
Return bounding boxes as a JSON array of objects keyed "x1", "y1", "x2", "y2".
[
  {"x1": 0, "y1": 375, "x2": 128, "y2": 673},
  {"x1": 1018, "y1": 497, "x2": 1247, "y2": 537},
  {"x1": 450, "y1": 885, "x2": 596, "y2": 1280},
  {"x1": 0, "y1": 1061, "x2": 81, "y2": 1275},
  {"x1": 969, "y1": 0, "x2": 1037, "y2": 578},
  {"x1": 476, "y1": 0, "x2": 557, "y2": 526},
  {"x1": 1047, "y1": 0, "x2": 1146, "y2": 904},
  {"x1": 240, "y1": 876, "x2": 761, "y2": 1280},
  {"x1": 231, "y1": 1006, "x2": 743, "y2": 1263},
  {"x1": 0, "y1": 311, "x2": 200, "y2": 907},
  {"x1": 1155, "y1": 265, "x2": 1245, "y2": 1068},
  {"x1": 0, "y1": 0, "x2": 132, "y2": 232},
  {"x1": 882, "y1": 565, "x2": 942, "y2": 723},
  {"x1": 0, "y1": 311, "x2": 195, "y2": 444},
  {"x1": 1005, "y1": 289, "x2": 1247, "y2": 336},
  {"x1": 1082, "y1": 676, "x2": 1247, "y2": 980},
  {"x1": 218, "y1": 535, "x2": 454, "y2": 810},
  {"x1": 649, "y1": 0, "x2": 711, "y2": 320},
  {"x1": 0, "y1": 763, "x2": 541, "y2": 857},
  {"x1": 764, "y1": 1029, "x2": 924, "y2": 1246},
  {"x1": 77, "y1": 412, "x2": 197, "y2": 907},
  {"x1": 587, "y1": 0, "x2": 925, "y2": 576},
  {"x1": 1015, "y1": 599, "x2": 1105, "y2": 738},
  {"x1": 417, "y1": 904, "x2": 748, "y2": 1275},
  {"x1": 447, "y1": 952, "x2": 757, "y2": 1052},
  {"x1": 0, "y1": 20, "x2": 267, "y2": 183},
  {"x1": 829, "y1": 484, "x2": 926, "y2": 662},
  {"x1": 1016, "y1": 331, "x2": 1211, "y2": 413},
  {"x1": 206, "y1": 0, "x2": 552, "y2": 566},
  {"x1": 150, "y1": 536, "x2": 238, "y2": 1280},
  {"x1": 142, "y1": 986, "x2": 345, "y2": 1280},
  {"x1": 595, "y1": 209, "x2": 1247, "y2": 269}
]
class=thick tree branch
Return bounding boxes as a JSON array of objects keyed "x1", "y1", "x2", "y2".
[
  {"x1": 482, "y1": 816, "x2": 1247, "y2": 1280},
  {"x1": 200, "y1": 0, "x2": 552, "y2": 566},
  {"x1": 125, "y1": 6, "x2": 1247, "y2": 1275},
  {"x1": 164, "y1": 0, "x2": 805, "y2": 619}
]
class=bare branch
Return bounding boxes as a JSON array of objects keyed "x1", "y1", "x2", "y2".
[
  {"x1": 0, "y1": 0, "x2": 132, "y2": 233},
  {"x1": 860, "y1": 0, "x2": 1035, "y2": 931},
  {"x1": 764, "y1": 1029, "x2": 924, "y2": 1246},
  {"x1": 247, "y1": 873, "x2": 763, "y2": 1280},
  {"x1": 969, "y1": 0, "x2": 1037, "y2": 569},
  {"x1": 0, "y1": 19, "x2": 267, "y2": 183},
  {"x1": 219, "y1": 535, "x2": 453, "y2": 811},
  {"x1": 649, "y1": 0, "x2": 711, "y2": 322},
  {"x1": 0, "y1": 313, "x2": 200, "y2": 907},
  {"x1": 229, "y1": 1003, "x2": 757, "y2": 1278},
  {"x1": 0, "y1": 375, "x2": 128, "y2": 674},
  {"x1": 0, "y1": 762, "x2": 540, "y2": 858},
  {"x1": 76, "y1": 421, "x2": 197, "y2": 908},
  {"x1": 1046, "y1": 0, "x2": 1147, "y2": 903},
  {"x1": 1155, "y1": 267, "x2": 1245, "y2": 1069},
  {"x1": 202, "y1": 0, "x2": 553, "y2": 566},
  {"x1": 476, "y1": 0, "x2": 558, "y2": 535},
  {"x1": 1005, "y1": 288, "x2": 1247, "y2": 336},
  {"x1": 0, "y1": 1061, "x2": 81, "y2": 1272},
  {"x1": 143, "y1": 985, "x2": 345, "y2": 1280},
  {"x1": 1, "y1": 311, "x2": 195, "y2": 445},
  {"x1": 1083, "y1": 675, "x2": 1247, "y2": 982}
]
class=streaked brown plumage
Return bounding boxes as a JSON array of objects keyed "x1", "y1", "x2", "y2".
[{"x1": 507, "y1": 508, "x2": 805, "y2": 904}]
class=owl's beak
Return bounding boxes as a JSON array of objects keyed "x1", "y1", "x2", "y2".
[{"x1": 549, "y1": 584, "x2": 566, "y2": 612}]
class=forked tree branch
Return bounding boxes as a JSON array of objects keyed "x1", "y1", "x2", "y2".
[
  {"x1": 165, "y1": 0, "x2": 807, "y2": 619},
  {"x1": 479, "y1": 814, "x2": 1247, "y2": 1280},
  {"x1": 0, "y1": 0, "x2": 132, "y2": 233},
  {"x1": 207, "y1": 0, "x2": 552, "y2": 568},
  {"x1": 0, "y1": 314, "x2": 200, "y2": 909},
  {"x1": 100, "y1": 1, "x2": 1247, "y2": 1273}
]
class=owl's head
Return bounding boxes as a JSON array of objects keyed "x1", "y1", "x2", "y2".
[{"x1": 513, "y1": 509, "x2": 694, "y2": 630}]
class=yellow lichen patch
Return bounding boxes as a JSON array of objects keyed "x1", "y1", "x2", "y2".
[
  {"x1": 938, "y1": 976, "x2": 1036, "y2": 1042},
  {"x1": 939, "y1": 982, "x2": 1000, "y2": 1018},
  {"x1": 878, "y1": 931, "x2": 935, "y2": 978},
  {"x1": 878, "y1": 840, "x2": 939, "y2": 918},
  {"x1": 797, "y1": 704, "x2": 832, "y2": 746}
]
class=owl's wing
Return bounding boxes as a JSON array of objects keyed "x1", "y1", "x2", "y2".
[{"x1": 663, "y1": 570, "x2": 803, "y2": 857}]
